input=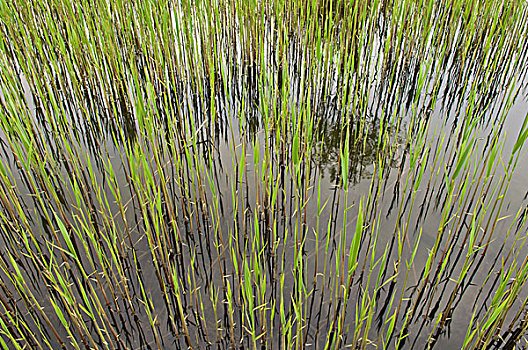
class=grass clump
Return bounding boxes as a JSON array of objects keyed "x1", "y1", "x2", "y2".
[{"x1": 0, "y1": 0, "x2": 528, "y2": 349}]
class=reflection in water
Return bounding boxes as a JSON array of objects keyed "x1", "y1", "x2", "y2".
[{"x1": 0, "y1": 1, "x2": 528, "y2": 349}]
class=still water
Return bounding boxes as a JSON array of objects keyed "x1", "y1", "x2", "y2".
[{"x1": 0, "y1": 3, "x2": 528, "y2": 349}]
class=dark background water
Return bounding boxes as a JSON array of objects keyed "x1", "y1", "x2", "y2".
[{"x1": 1, "y1": 6, "x2": 528, "y2": 348}]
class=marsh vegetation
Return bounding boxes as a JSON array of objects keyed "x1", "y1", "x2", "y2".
[{"x1": 0, "y1": 0, "x2": 528, "y2": 348}]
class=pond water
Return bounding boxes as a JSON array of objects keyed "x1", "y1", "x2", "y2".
[{"x1": 0, "y1": 1, "x2": 528, "y2": 349}]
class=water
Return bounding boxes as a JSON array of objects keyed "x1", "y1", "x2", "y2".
[{"x1": 1, "y1": 2, "x2": 528, "y2": 349}]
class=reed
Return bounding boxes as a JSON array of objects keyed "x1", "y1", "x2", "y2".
[{"x1": 0, "y1": 0, "x2": 527, "y2": 348}]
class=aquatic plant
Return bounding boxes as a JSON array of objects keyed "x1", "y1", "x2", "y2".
[{"x1": 0, "y1": 0, "x2": 527, "y2": 348}]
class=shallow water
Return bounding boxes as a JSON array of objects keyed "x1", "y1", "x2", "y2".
[{"x1": 1, "y1": 2, "x2": 528, "y2": 349}]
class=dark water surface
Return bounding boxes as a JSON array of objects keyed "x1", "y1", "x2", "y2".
[{"x1": 1, "y1": 2, "x2": 528, "y2": 349}]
